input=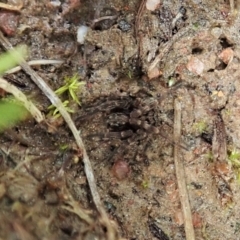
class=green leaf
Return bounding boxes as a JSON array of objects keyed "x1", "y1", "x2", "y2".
[
  {"x1": 0, "y1": 99, "x2": 29, "y2": 132},
  {"x1": 55, "y1": 85, "x2": 69, "y2": 95},
  {"x1": 48, "y1": 100, "x2": 74, "y2": 118},
  {"x1": 53, "y1": 74, "x2": 85, "y2": 105},
  {"x1": 0, "y1": 45, "x2": 28, "y2": 75}
]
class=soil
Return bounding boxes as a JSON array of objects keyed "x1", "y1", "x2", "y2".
[{"x1": 1, "y1": 0, "x2": 240, "y2": 239}]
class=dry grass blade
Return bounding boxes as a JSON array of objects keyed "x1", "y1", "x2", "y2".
[
  {"x1": 174, "y1": 99, "x2": 195, "y2": 240},
  {"x1": 0, "y1": 31, "x2": 117, "y2": 240},
  {"x1": 0, "y1": 77, "x2": 44, "y2": 123},
  {"x1": 230, "y1": 0, "x2": 234, "y2": 13},
  {"x1": 135, "y1": 0, "x2": 146, "y2": 37},
  {"x1": 5, "y1": 59, "x2": 64, "y2": 74},
  {"x1": 0, "y1": 2, "x2": 23, "y2": 12},
  {"x1": 147, "y1": 27, "x2": 190, "y2": 78}
]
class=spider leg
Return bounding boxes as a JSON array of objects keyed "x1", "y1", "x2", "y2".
[
  {"x1": 86, "y1": 129, "x2": 134, "y2": 141},
  {"x1": 77, "y1": 97, "x2": 131, "y2": 123}
]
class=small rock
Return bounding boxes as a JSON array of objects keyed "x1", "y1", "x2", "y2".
[
  {"x1": 118, "y1": 19, "x2": 131, "y2": 32},
  {"x1": 186, "y1": 56, "x2": 204, "y2": 75},
  {"x1": 211, "y1": 27, "x2": 222, "y2": 38},
  {"x1": 148, "y1": 67, "x2": 162, "y2": 80},
  {"x1": 77, "y1": 25, "x2": 89, "y2": 44},
  {"x1": 146, "y1": 0, "x2": 161, "y2": 11},
  {"x1": 174, "y1": 209, "x2": 184, "y2": 226},
  {"x1": 192, "y1": 212, "x2": 202, "y2": 228},
  {"x1": 0, "y1": 11, "x2": 19, "y2": 36},
  {"x1": 218, "y1": 47, "x2": 234, "y2": 64},
  {"x1": 111, "y1": 159, "x2": 131, "y2": 180}
]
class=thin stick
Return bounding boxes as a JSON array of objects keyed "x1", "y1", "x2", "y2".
[
  {"x1": 174, "y1": 99, "x2": 195, "y2": 240},
  {"x1": 135, "y1": 0, "x2": 146, "y2": 37},
  {"x1": 0, "y1": 31, "x2": 117, "y2": 239},
  {"x1": 0, "y1": 77, "x2": 44, "y2": 123},
  {"x1": 5, "y1": 59, "x2": 64, "y2": 74},
  {"x1": 0, "y1": 2, "x2": 23, "y2": 12},
  {"x1": 91, "y1": 15, "x2": 117, "y2": 28},
  {"x1": 147, "y1": 27, "x2": 190, "y2": 78},
  {"x1": 230, "y1": 0, "x2": 234, "y2": 13}
]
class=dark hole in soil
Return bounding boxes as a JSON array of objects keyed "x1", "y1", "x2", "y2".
[
  {"x1": 201, "y1": 132, "x2": 212, "y2": 144},
  {"x1": 216, "y1": 61, "x2": 227, "y2": 70},
  {"x1": 192, "y1": 47, "x2": 204, "y2": 54},
  {"x1": 219, "y1": 37, "x2": 233, "y2": 49}
]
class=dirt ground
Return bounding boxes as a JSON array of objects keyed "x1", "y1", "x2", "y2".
[{"x1": 1, "y1": 0, "x2": 240, "y2": 239}]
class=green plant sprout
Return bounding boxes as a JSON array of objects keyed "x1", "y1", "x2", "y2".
[
  {"x1": 228, "y1": 148, "x2": 240, "y2": 166},
  {"x1": 0, "y1": 45, "x2": 27, "y2": 74},
  {"x1": 48, "y1": 100, "x2": 74, "y2": 117},
  {"x1": 48, "y1": 74, "x2": 85, "y2": 117},
  {"x1": 192, "y1": 22, "x2": 199, "y2": 30},
  {"x1": 141, "y1": 180, "x2": 149, "y2": 189},
  {"x1": 227, "y1": 148, "x2": 240, "y2": 183},
  {"x1": 0, "y1": 46, "x2": 30, "y2": 132},
  {"x1": 0, "y1": 98, "x2": 28, "y2": 132},
  {"x1": 55, "y1": 74, "x2": 85, "y2": 105},
  {"x1": 234, "y1": 222, "x2": 240, "y2": 234},
  {"x1": 127, "y1": 70, "x2": 133, "y2": 79},
  {"x1": 193, "y1": 120, "x2": 208, "y2": 135},
  {"x1": 59, "y1": 143, "x2": 69, "y2": 151},
  {"x1": 206, "y1": 150, "x2": 214, "y2": 162}
]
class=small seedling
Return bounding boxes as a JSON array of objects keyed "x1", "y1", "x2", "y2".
[
  {"x1": 0, "y1": 45, "x2": 27, "y2": 74},
  {"x1": 224, "y1": 109, "x2": 231, "y2": 116},
  {"x1": 192, "y1": 22, "x2": 199, "y2": 30},
  {"x1": 234, "y1": 222, "x2": 240, "y2": 234},
  {"x1": 48, "y1": 74, "x2": 85, "y2": 117},
  {"x1": 127, "y1": 70, "x2": 133, "y2": 79},
  {"x1": 59, "y1": 144, "x2": 69, "y2": 151},
  {"x1": 193, "y1": 120, "x2": 208, "y2": 135},
  {"x1": 48, "y1": 100, "x2": 74, "y2": 118},
  {"x1": 141, "y1": 179, "x2": 149, "y2": 189},
  {"x1": 227, "y1": 148, "x2": 240, "y2": 183},
  {"x1": 55, "y1": 74, "x2": 85, "y2": 105},
  {"x1": 228, "y1": 148, "x2": 240, "y2": 166},
  {"x1": 206, "y1": 150, "x2": 214, "y2": 162}
]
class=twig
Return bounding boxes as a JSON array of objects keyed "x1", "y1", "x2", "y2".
[
  {"x1": 91, "y1": 15, "x2": 117, "y2": 28},
  {"x1": 0, "y1": 1, "x2": 23, "y2": 12},
  {"x1": 174, "y1": 99, "x2": 195, "y2": 240},
  {"x1": 230, "y1": 0, "x2": 234, "y2": 13},
  {"x1": 0, "y1": 77, "x2": 44, "y2": 123},
  {"x1": 135, "y1": 0, "x2": 146, "y2": 37},
  {"x1": 0, "y1": 31, "x2": 117, "y2": 239},
  {"x1": 147, "y1": 27, "x2": 191, "y2": 78},
  {"x1": 5, "y1": 59, "x2": 64, "y2": 74}
]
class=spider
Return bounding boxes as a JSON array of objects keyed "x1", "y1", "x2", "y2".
[{"x1": 76, "y1": 89, "x2": 177, "y2": 167}]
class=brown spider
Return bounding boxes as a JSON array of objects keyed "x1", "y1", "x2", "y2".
[
  {"x1": 78, "y1": 94, "x2": 162, "y2": 134},
  {"x1": 76, "y1": 89, "x2": 176, "y2": 166}
]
